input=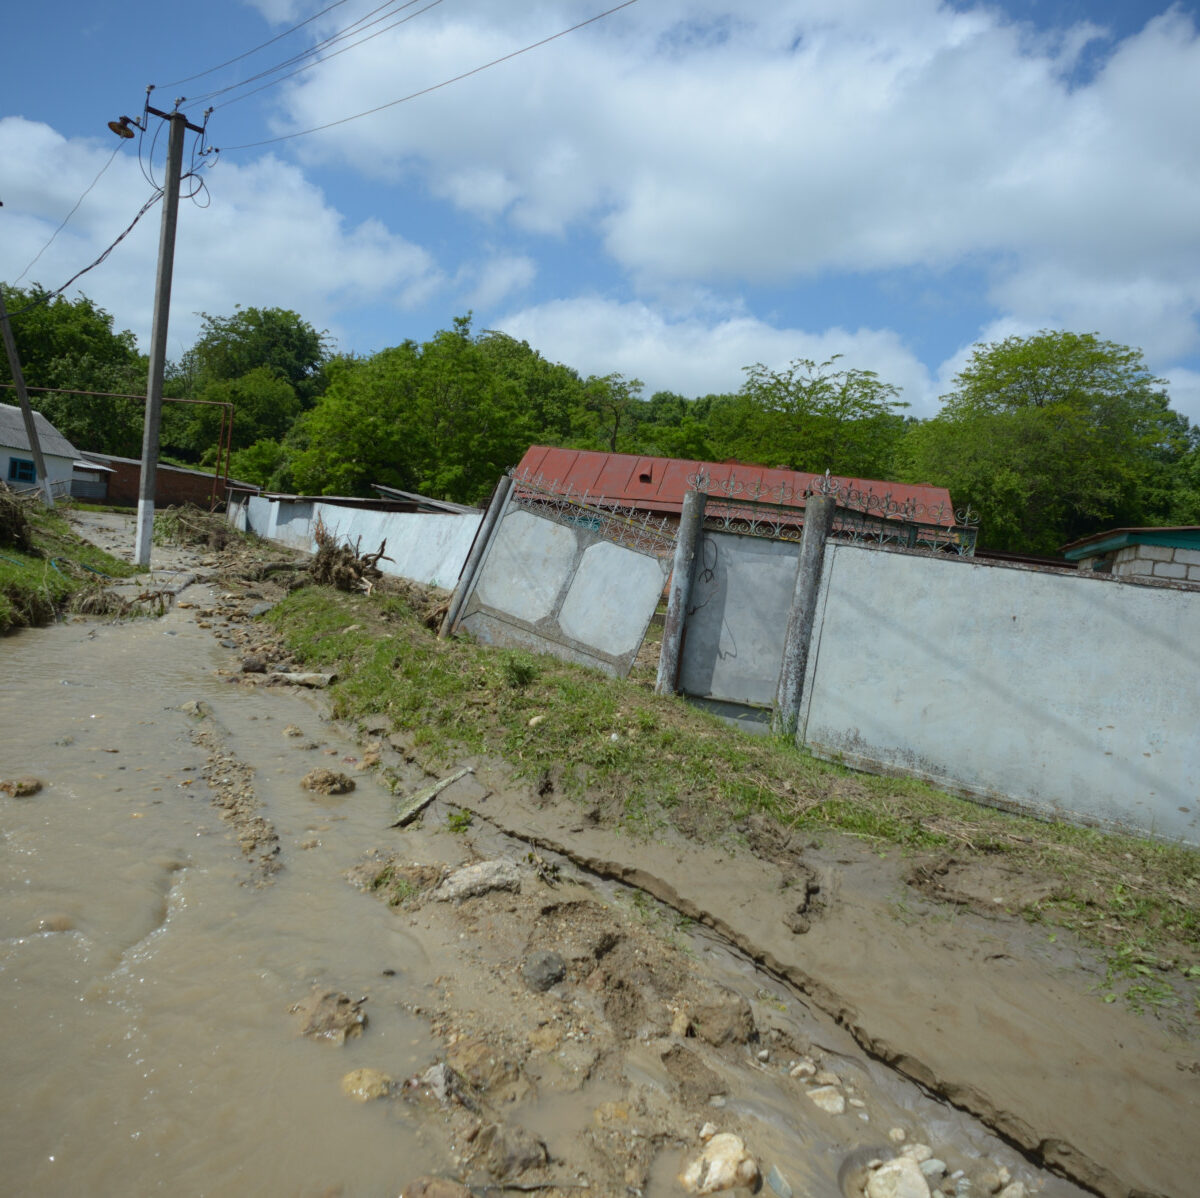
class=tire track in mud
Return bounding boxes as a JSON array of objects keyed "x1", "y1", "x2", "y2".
[
  {"x1": 456, "y1": 803, "x2": 1141, "y2": 1198},
  {"x1": 184, "y1": 706, "x2": 282, "y2": 884}
]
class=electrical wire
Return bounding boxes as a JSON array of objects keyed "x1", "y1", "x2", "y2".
[
  {"x1": 212, "y1": 0, "x2": 444, "y2": 111},
  {"x1": 189, "y1": 0, "x2": 438, "y2": 108},
  {"x1": 158, "y1": 0, "x2": 356, "y2": 89},
  {"x1": 5, "y1": 191, "x2": 164, "y2": 319},
  {"x1": 221, "y1": 0, "x2": 639, "y2": 151},
  {"x1": 13, "y1": 145, "x2": 123, "y2": 286}
]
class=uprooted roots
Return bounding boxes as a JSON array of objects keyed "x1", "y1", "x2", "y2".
[{"x1": 310, "y1": 515, "x2": 393, "y2": 593}]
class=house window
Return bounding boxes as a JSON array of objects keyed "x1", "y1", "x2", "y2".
[{"x1": 7, "y1": 458, "x2": 36, "y2": 484}]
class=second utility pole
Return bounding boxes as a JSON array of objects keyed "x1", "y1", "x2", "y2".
[{"x1": 134, "y1": 108, "x2": 199, "y2": 567}]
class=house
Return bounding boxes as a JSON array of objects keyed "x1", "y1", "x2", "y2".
[
  {"x1": 513, "y1": 446, "x2": 958, "y2": 529},
  {"x1": 78, "y1": 452, "x2": 259, "y2": 509},
  {"x1": 0, "y1": 402, "x2": 84, "y2": 499},
  {"x1": 1062, "y1": 526, "x2": 1200, "y2": 585}
]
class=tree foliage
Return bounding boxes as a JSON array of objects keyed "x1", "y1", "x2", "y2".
[
  {"x1": 1, "y1": 283, "x2": 145, "y2": 455},
  {"x1": 901, "y1": 331, "x2": 1189, "y2": 553}
]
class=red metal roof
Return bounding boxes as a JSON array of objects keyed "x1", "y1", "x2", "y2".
[{"x1": 514, "y1": 447, "x2": 958, "y2": 527}]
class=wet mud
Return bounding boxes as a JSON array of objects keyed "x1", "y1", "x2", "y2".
[{"x1": 0, "y1": 511, "x2": 1193, "y2": 1197}]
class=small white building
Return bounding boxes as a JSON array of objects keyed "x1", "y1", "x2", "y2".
[{"x1": 0, "y1": 403, "x2": 82, "y2": 499}]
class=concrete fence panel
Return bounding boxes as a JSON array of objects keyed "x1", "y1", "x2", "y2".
[{"x1": 798, "y1": 544, "x2": 1200, "y2": 843}]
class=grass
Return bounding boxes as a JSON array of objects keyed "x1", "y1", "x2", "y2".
[
  {"x1": 262, "y1": 581, "x2": 1200, "y2": 1018},
  {"x1": 0, "y1": 499, "x2": 140, "y2": 634}
]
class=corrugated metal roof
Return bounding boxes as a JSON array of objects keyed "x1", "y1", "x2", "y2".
[
  {"x1": 515, "y1": 447, "x2": 957, "y2": 526},
  {"x1": 0, "y1": 402, "x2": 81, "y2": 460}
]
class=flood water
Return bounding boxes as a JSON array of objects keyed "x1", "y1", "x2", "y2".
[{"x1": 1, "y1": 599, "x2": 448, "y2": 1196}]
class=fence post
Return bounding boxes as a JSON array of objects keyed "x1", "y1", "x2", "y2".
[
  {"x1": 656, "y1": 488, "x2": 706, "y2": 695},
  {"x1": 772, "y1": 493, "x2": 836, "y2": 736},
  {"x1": 440, "y1": 473, "x2": 514, "y2": 638}
]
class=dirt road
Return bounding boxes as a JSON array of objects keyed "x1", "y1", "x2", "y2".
[{"x1": 0, "y1": 511, "x2": 1192, "y2": 1197}]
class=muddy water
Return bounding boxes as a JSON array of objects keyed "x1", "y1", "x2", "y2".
[{"x1": 0, "y1": 601, "x2": 451, "y2": 1196}]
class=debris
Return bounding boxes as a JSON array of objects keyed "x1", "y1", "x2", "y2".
[
  {"x1": 0, "y1": 776, "x2": 42, "y2": 797},
  {"x1": 435, "y1": 859, "x2": 522, "y2": 902},
  {"x1": 689, "y1": 990, "x2": 756, "y2": 1047},
  {"x1": 476, "y1": 1122, "x2": 549, "y2": 1180},
  {"x1": 291, "y1": 990, "x2": 367, "y2": 1044},
  {"x1": 521, "y1": 949, "x2": 567, "y2": 992},
  {"x1": 265, "y1": 671, "x2": 336, "y2": 688},
  {"x1": 390, "y1": 765, "x2": 474, "y2": 827},
  {"x1": 310, "y1": 515, "x2": 393, "y2": 593},
  {"x1": 301, "y1": 769, "x2": 356, "y2": 795},
  {"x1": 678, "y1": 1132, "x2": 760, "y2": 1194}
]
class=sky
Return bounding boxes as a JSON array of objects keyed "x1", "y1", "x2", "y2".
[{"x1": 3, "y1": 0, "x2": 1200, "y2": 425}]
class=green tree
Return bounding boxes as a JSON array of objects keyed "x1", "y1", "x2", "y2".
[
  {"x1": 477, "y1": 331, "x2": 585, "y2": 444},
  {"x1": 901, "y1": 331, "x2": 1188, "y2": 554},
  {"x1": 708, "y1": 356, "x2": 907, "y2": 478},
  {"x1": 573, "y1": 373, "x2": 645, "y2": 453},
  {"x1": 178, "y1": 306, "x2": 331, "y2": 404},
  {"x1": 162, "y1": 367, "x2": 302, "y2": 461},
  {"x1": 1, "y1": 283, "x2": 145, "y2": 455}
]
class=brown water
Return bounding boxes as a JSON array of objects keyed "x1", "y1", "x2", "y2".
[{"x1": 0, "y1": 601, "x2": 447, "y2": 1197}]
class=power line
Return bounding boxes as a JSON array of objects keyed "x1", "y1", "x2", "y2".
[
  {"x1": 221, "y1": 0, "x2": 640, "y2": 151},
  {"x1": 158, "y1": 0, "x2": 357, "y2": 88},
  {"x1": 14, "y1": 145, "x2": 123, "y2": 285},
  {"x1": 5, "y1": 190, "x2": 164, "y2": 319},
  {"x1": 212, "y1": 0, "x2": 444, "y2": 111}
]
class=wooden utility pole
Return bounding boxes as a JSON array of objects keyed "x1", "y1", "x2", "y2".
[{"x1": 0, "y1": 285, "x2": 55, "y2": 507}]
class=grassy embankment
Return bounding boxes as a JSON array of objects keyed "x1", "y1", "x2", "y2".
[
  {"x1": 0, "y1": 493, "x2": 139, "y2": 633},
  {"x1": 261, "y1": 580, "x2": 1200, "y2": 1020}
]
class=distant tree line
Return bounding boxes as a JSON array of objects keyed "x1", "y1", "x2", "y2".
[{"x1": 3, "y1": 281, "x2": 1198, "y2": 556}]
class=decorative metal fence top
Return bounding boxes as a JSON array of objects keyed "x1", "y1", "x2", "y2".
[
  {"x1": 508, "y1": 467, "x2": 678, "y2": 557},
  {"x1": 686, "y1": 467, "x2": 979, "y2": 557}
]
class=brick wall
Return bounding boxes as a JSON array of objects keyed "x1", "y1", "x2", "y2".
[{"x1": 1112, "y1": 543, "x2": 1200, "y2": 582}]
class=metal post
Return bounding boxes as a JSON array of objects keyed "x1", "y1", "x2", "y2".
[
  {"x1": 440, "y1": 473, "x2": 514, "y2": 638},
  {"x1": 0, "y1": 287, "x2": 55, "y2": 507},
  {"x1": 655, "y1": 488, "x2": 706, "y2": 695},
  {"x1": 134, "y1": 112, "x2": 188, "y2": 567},
  {"x1": 772, "y1": 493, "x2": 836, "y2": 737}
]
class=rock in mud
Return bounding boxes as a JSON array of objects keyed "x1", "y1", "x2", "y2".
[
  {"x1": 178, "y1": 699, "x2": 212, "y2": 718},
  {"x1": 866, "y1": 1156, "x2": 933, "y2": 1198},
  {"x1": 521, "y1": 949, "x2": 567, "y2": 992},
  {"x1": 446, "y1": 1037, "x2": 530, "y2": 1105},
  {"x1": 340, "y1": 1067, "x2": 393, "y2": 1101},
  {"x1": 662, "y1": 1044, "x2": 725, "y2": 1106},
  {"x1": 678, "y1": 1132, "x2": 760, "y2": 1194},
  {"x1": 399, "y1": 1180, "x2": 472, "y2": 1198},
  {"x1": 0, "y1": 776, "x2": 43, "y2": 797},
  {"x1": 241, "y1": 654, "x2": 268, "y2": 673},
  {"x1": 434, "y1": 859, "x2": 521, "y2": 902},
  {"x1": 475, "y1": 1122, "x2": 549, "y2": 1179},
  {"x1": 300, "y1": 768, "x2": 356, "y2": 795},
  {"x1": 291, "y1": 990, "x2": 368, "y2": 1044},
  {"x1": 690, "y1": 990, "x2": 756, "y2": 1047},
  {"x1": 806, "y1": 1085, "x2": 846, "y2": 1115}
]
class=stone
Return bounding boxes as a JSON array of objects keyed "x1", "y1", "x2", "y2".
[
  {"x1": 434, "y1": 859, "x2": 522, "y2": 902},
  {"x1": 248, "y1": 602, "x2": 275, "y2": 618},
  {"x1": 788, "y1": 1058, "x2": 816, "y2": 1079},
  {"x1": 522, "y1": 949, "x2": 567, "y2": 992},
  {"x1": 178, "y1": 699, "x2": 212, "y2": 718},
  {"x1": 813, "y1": 1069, "x2": 841, "y2": 1086},
  {"x1": 241, "y1": 654, "x2": 268, "y2": 673},
  {"x1": 678, "y1": 1133, "x2": 760, "y2": 1194},
  {"x1": 283, "y1": 725, "x2": 304, "y2": 737},
  {"x1": 920, "y1": 1160, "x2": 948, "y2": 1179},
  {"x1": 806, "y1": 1086, "x2": 845, "y2": 1115},
  {"x1": 866, "y1": 1156, "x2": 933, "y2": 1198},
  {"x1": 698, "y1": 1122, "x2": 718, "y2": 1141},
  {"x1": 300, "y1": 769, "x2": 356, "y2": 795},
  {"x1": 889, "y1": 1128, "x2": 908, "y2": 1143},
  {"x1": 690, "y1": 991, "x2": 756, "y2": 1047},
  {"x1": 902, "y1": 1143, "x2": 934, "y2": 1164},
  {"x1": 0, "y1": 776, "x2": 42, "y2": 797},
  {"x1": 996, "y1": 1184, "x2": 1026, "y2": 1198},
  {"x1": 765, "y1": 1163, "x2": 794, "y2": 1197},
  {"x1": 399, "y1": 1178, "x2": 472, "y2": 1198},
  {"x1": 340, "y1": 1067, "x2": 392, "y2": 1101},
  {"x1": 476, "y1": 1122, "x2": 548, "y2": 1179}
]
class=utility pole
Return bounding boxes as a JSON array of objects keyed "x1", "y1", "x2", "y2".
[
  {"x1": 133, "y1": 106, "x2": 203, "y2": 567},
  {"x1": 0, "y1": 284, "x2": 55, "y2": 507}
]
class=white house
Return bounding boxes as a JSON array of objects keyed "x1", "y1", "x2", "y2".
[{"x1": 0, "y1": 402, "x2": 84, "y2": 499}]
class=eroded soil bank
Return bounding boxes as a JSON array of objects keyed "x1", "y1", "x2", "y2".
[{"x1": 0, "y1": 511, "x2": 1195, "y2": 1198}]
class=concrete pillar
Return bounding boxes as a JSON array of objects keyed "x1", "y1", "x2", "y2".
[
  {"x1": 772, "y1": 494, "x2": 836, "y2": 737},
  {"x1": 656, "y1": 488, "x2": 706, "y2": 695},
  {"x1": 440, "y1": 473, "x2": 514, "y2": 638}
]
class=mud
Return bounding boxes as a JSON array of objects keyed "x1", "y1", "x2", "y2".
[{"x1": 0, "y1": 509, "x2": 1193, "y2": 1198}]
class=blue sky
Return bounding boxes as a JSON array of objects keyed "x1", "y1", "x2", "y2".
[{"x1": 3, "y1": 0, "x2": 1200, "y2": 424}]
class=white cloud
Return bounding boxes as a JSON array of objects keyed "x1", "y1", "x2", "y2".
[
  {"x1": 0, "y1": 118, "x2": 442, "y2": 360},
  {"x1": 460, "y1": 253, "x2": 535, "y2": 310},
  {"x1": 496, "y1": 295, "x2": 937, "y2": 413}
]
